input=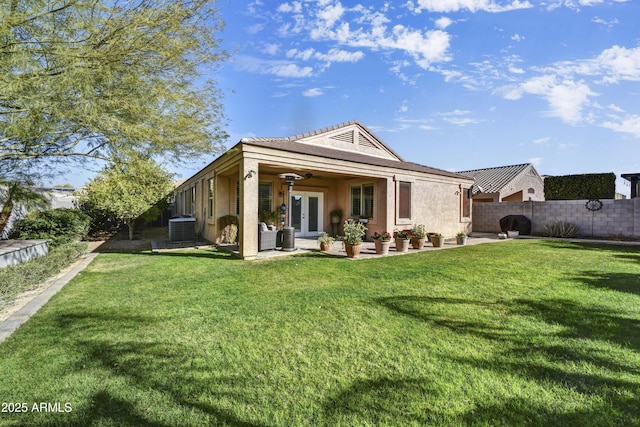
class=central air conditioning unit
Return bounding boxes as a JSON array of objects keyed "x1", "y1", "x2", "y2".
[{"x1": 168, "y1": 217, "x2": 196, "y2": 241}]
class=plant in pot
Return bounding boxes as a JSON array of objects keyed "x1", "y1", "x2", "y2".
[
  {"x1": 330, "y1": 209, "x2": 343, "y2": 225},
  {"x1": 341, "y1": 218, "x2": 367, "y2": 258},
  {"x1": 393, "y1": 229, "x2": 411, "y2": 252},
  {"x1": 372, "y1": 231, "x2": 392, "y2": 255},
  {"x1": 259, "y1": 210, "x2": 278, "y2": 227},
  {"x1": 456, "y1": 232, "x2": 467, "y2": 245},
  {"x1": 317, "y1": 232, "x2": 335, "y2": 251},
  {"x1": 410, "y1": 224, "x2": 427, "y2": 249},
  {"x1": 431, "y1": 232, "x2": 445, "y2": 247}
]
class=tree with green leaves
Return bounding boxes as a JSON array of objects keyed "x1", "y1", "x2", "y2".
[
  {"x1": 1, "y1": 0, "x2": 228, "y2": 171},
  {"x1": 80, "y1": 157, "x2": 174, "y2": 240}
]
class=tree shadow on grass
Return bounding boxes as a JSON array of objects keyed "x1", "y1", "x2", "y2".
[
  {"x1": 321, "y1": 377, "x2": 438, "y2": 425},
  {"x1": 373, "y1": 295, "x2": 640, "y2": 424},
  {"x1": 571, "y1": 270, "x2": 640, "y2": 296},
  {"x1": 539, "y1": 240, "x2": 640, "y2": 265},
  {"x1": 51, "y1": 312, "x2": 266, "y2": 426},
  {"x1": 512, "y1": 297, "x2": 640, "y2": 350}
]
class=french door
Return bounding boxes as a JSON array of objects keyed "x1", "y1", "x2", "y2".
[{"x1": 290, "y1": 191, "x2": 324, "y2": 237}]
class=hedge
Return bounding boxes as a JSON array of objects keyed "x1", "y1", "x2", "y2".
[
  {"x1": 12, "y1": 208, "x2": 91, "y2": 247},
  {"x1": 544, "y1": 173, "x2": 616, "y2": 200}
]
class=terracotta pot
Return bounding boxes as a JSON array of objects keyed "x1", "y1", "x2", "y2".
[
  {"x1": 344, "y1": 242, "x2": 362, "y2": 258},
  {"x1": 394, "y1": 238, "x2": 410, "y2": 252},
  {"x1": 374, "y1": 239, "x2": 391, "y2": 255},
  {"x1": 411, "y1": 237, "x2": 426, "y2": 249},
  {"x1": 320, "y1": 242, "x2": 332, "y2": 251},
  {"x1": 432, "y1": 235, "x2": 445, "y2": 247}
]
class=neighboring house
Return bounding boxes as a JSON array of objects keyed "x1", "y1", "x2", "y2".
[
  {"x1": 174, "y1": 121, "x2": 474, "y2": 259},
  {"x1": 458, "y1": 163, "x2": 545, "y2": 203},
  {"x1": 0, "y1": 186, "x2": 78, "y2": 239}
]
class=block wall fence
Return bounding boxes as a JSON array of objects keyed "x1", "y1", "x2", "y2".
[{"x1": 472, "y1": 198, "x2": 640, "y2": 239}]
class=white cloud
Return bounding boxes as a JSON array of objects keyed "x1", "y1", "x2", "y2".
[
  {"x1": 602, "y1": 115, "x2": 640, "y2": 137},
  {"x1": 435, "y1": 17, "x2": 453, "y2": 29},
  {"x1": 511, "y1": 34, "x2": 524, "y2": 42},
  {"x1": 501, "y1": 75, "x2": 596, "y2": 124},
  {"x1": 287, "y1": 48, "x2": 315, "y2": 61},
  {"x1": 302, "y1": 88, "x2": 324, "y2": 97},
  {"x1": 407, "y1": 0, "x2": 533, "y2": 13},
  {"x1": 608, "y1": 104, "x2": 625, "y2": 113},
  {"x1": 313, "y1": 48, "x2": 364, "y2": 63},
  {"x1": 596, "y1": 45, "x2": 640, "y2": 83},
  {"x1": 277, "y1": 2, "x2": 302, "y2": 13},
  {"x1": 262, "y1": 43, "x2": 280, "y2": 56},
  {"x1": 275, "y1": 2, "x2": 452, "y2": 71},
  {"x1": 438, "y1": 109, "x2": 483, "y2": 126},
  {"x1": 533, "y1": 137, "x2": 550, "y2": 145},
  {"x1": 235, "y1": 55, "x2": 314, "y2": 78},
  {"x1": 529, "y1": 157, "x2": 543, "y2": 167}
]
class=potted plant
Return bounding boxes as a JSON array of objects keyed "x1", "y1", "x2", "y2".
[
  {"x1": 330, "y1": 208, "x2": 343, "y2": 225},
  {"x1": 341, "y1": 218, "x2": 367, "y2": 258},
  {"x1": 393, "y1": 229, "x2": 411, "y2": 252},
  {"x1": 507, "y1": 230, "x2": 520, "y2": 238},
  {"x1": 456, "y1": 232, "x2": 467, "y2": 245},
  {"x1": 410, "y1": 224, "x2": 427, "y2": 249},
  {"x1": 372, "y1": 231, "x2": 392, "y2": 255},
  {"x1": 431, "y1": 232, "x2": 445, "y2": 247},
  {"x1": 317, "y1": 232, "x2": 335, "y2": 251},
  {"x1": 259, "y1": 210, "x2": 278, "y2": 227}
]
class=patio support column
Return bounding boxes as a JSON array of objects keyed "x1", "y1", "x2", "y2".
[
  {"x1": 239, "y1": 157, "x2": 259, "y2": 259},
  {"x1": 385, "y1": 177, "x2": 395, "y2": 231}
]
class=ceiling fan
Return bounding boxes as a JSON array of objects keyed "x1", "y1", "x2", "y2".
[{"x1": 304, "y1": 172, "x2": 325, "y2": 180}]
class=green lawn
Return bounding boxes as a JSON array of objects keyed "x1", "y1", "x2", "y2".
[{"x1": 0, "y1": 240, "x2": 638, "y2": 426}]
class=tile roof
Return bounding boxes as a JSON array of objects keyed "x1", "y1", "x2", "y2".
[
  {"x1": 241, "y1": 122, "x2": 471, "y2": 181},
  {"x1": 457, "y1": 163, "x2": 532, "y2": 193}
]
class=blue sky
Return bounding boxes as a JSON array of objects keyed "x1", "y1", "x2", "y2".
[{"x1": 66, "y1": 0, "x2": 640, "y2": 196}]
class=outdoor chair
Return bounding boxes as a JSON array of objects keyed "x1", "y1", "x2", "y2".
[{"x1": 258, "y1": 223, "x2": 278, "y2": 251}]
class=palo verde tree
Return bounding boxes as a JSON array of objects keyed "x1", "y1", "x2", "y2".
[
  {"x1": 80, "y1": 156, "x2": 174, "y2": 240},
  {"x1": 1, "y1": 0, "x2": 228, "y2": 172}
]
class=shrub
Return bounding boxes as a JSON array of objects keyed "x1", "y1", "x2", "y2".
[
  {"x1": 544, "y1": 173, "x2": 615, "y2": 200},
  {"x1": 542, "y1": 221, "x2": 579, "y2": 238},
  {"x1": 12, "y1": 209, "x2": 90, "y2": 247},
  {"x1": 0, "y1": 242, "x2": 88, "y2": 311}
]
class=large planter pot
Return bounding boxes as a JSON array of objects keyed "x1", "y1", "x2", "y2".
[
  {"x1": 374, "y1": 239, "x2": 391, "y2": 255},
  {"x1": 394, "y1": 238, "x2": 410, "y2": 252},
  {"x1": 456, "y1": 236, "x2": 467, "y2": 245},
  {"x1": 507, "y1": 230, "x2": 520, "y2": 238},
  {"x1": 432, "y1": 235, "x2": 445, "y2": 247},
  {"x1": 331, "y1": 216, "x2": 341, "y2": 225},
  {"x1": 411, "y1": 237, "x2": 426, "y2": 249},
  {"x1": 320, "y1": 242, "x2": 332, "y2": 251},
  {"x1": 344, "y1": 242, "x2": 362, "y2": 258}
]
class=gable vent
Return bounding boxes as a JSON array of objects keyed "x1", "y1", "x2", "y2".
[
  {"x1": 330, "y1": 131, "x2": 354, "y2": 144},
  {"x1": 358, "y1": 132, "x2": 378, "y2": 149}
]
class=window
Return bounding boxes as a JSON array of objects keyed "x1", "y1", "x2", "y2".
[
  {"x1": 258, "y1": 182, "x2": 273, "y2": 214},
  {"x1": 350, "y1": 184, "x2": 374, "y2": 218},
  {"x1": 184, "y1": 187, "x2": 193, "y2": 215},
  {"x1": 462, "y1": 187, "x2": 471, "y2": 218},
  {"x1": 191, "y1": 186, "x2": 196, "y2": 216},
  {"x1": 399, "y1": 182, "x2": 411, "y2": 219},
  {"x1": 208, "y1": 178, "x2": 214, "y2": 218},
  {"x1": 235, "y1": 181, "x2": 240, "y2": 216}
]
